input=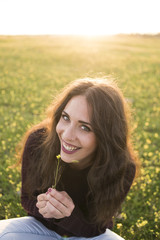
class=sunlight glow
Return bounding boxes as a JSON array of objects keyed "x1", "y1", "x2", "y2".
[{"x1": 0, "y1": 0, "x2": 159, "y2": 35}]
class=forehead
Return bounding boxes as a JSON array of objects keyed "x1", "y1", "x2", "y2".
[{"x1": 64, "y1": 95, "x2": 92, "y2": 121}]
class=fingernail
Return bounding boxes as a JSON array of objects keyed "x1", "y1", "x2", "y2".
[
  {"x1": 46, "y1": 188, "x2": 52, "y2": 195},
  {"x1": 48, "y1": 188, "x2": 52, "y2": 193}
]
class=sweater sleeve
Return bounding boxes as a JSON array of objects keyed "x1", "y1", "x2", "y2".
[{"x1": 49, "y1": 206, "x2": 104, "y2": 237}]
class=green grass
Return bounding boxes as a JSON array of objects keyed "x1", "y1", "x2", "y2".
[{"x1": 0, "y1": 35, "x2": 160, "y2": 239}]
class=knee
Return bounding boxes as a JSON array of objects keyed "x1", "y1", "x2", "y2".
[
  {"x1": 0, "y1": 232, "x2": 27, "y2": 240},
  {"x1": 101, "y1": 229, "x2": 125, "y2": 240},
  {"x1": 0, "y1": 232, "x2": 13, "y2": 240}
]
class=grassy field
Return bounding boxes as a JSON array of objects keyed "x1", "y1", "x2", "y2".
[{"x1": 0, "y1": 35, "x2": 160, "y2": 239}]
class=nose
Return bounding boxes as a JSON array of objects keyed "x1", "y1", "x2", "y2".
[{"x1": 62, "y1": 124, "x2": 77, "y2": 142}]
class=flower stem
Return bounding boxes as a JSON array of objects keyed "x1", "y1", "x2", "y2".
[{"x1": 52, "y1": 155, "x2": 61, "y2": 189}]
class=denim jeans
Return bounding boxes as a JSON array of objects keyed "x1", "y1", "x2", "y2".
[{"x1": 0, "y1": 217, "x2": 124, "y2": 240}]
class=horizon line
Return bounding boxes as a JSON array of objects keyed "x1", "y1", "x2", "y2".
[{"x1": 0, "y1": 32, "x2": 160, "y2": 37}]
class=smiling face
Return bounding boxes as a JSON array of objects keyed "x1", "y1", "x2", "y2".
[{"x1": 56, "y1": 95, "x2": 97, "y2": 169}]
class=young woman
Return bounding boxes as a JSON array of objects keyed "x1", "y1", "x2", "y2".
[{"x1": 0, "y1": 78, "x2": 138, "y2": 240}]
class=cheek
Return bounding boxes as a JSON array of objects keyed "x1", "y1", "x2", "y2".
[
  {"x1": 91, "y1": 139, "x2": 97, "y2": 152},
  {"x1": 83, "y1": 135, "x2": 97, "y2": 151},
  {"x1": 56, "y1": 121, "x2": 61, "y2": 136}
]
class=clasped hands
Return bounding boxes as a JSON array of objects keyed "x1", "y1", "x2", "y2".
[{"x1": 36, "y1": 188, "x2": 75, "y2": 219}]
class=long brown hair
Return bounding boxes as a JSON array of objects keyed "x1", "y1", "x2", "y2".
[{"x1": 20, "y1": 78, "x2": 138, "y2": 228}]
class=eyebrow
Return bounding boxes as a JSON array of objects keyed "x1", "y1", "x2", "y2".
[{"x1": 62, "y1": 110, "x2": 92, "y2": 126}]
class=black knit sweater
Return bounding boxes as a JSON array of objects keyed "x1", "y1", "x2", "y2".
[{"x1": 21, "y1": 129, "x2": 135, "y2": 237}]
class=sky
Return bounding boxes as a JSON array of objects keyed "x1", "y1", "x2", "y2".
[{"x1": 0, "y1": 0, "x2": 160, "y2": 36}]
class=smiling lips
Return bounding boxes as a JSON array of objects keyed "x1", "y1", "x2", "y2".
[{"x1": 62, "y1": 141, "x2": 81, "y2": 154}]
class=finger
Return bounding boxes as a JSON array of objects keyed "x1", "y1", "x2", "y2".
[
  {"x1": 37, "y1": 193, "x2": 47, "y2": 202},
  {"x1": 39, "y1": 201, "x2": 64, "y2": 219},
  {"x1": 38, "y1": 207, "x2": 48, "y2": 218},
  {"x1": 60, "y1": 191, "x2": 75, "y2": 213},
  {"x1": 47, "y1": 195, "x2": 71, "y2": 217},
  {"x1": 49, "y1": 189, "x2": 73, "y2": 209},
  {"x1": 61, "y1": 191, "x2": 73, "y2": 201},
  {"x1": 36, "y1": 200, "x2": 47, "y2": 209}
]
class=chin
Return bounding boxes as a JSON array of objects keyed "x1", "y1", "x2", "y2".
[{"x1": 60, "y1": 154, "x2": 72, "y2": 163}]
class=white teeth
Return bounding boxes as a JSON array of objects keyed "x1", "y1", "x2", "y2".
[{"x1": 63, "y1": 142, "x2": 78, "y2": 151}]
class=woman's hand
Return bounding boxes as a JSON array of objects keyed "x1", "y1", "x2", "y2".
[
  {"x1": 36, "y1": 193, "x2": 48, "y2": 217},
  {"x1": 36, "y1": 189, "x2": 75, "y2": 219}
]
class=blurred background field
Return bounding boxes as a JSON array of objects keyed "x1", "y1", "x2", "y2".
[{"x1": 0, "y1": 35, "x2": 160, "y2": 239}]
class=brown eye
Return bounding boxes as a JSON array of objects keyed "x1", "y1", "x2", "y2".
[
  {"x1": 81, "y1": 125, "x2": 91, "y2": 132},
  {"x1": 62, "y1": 114, "x2": 69, "y2": 121}
]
